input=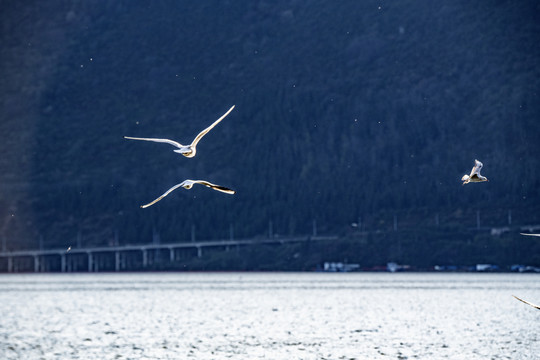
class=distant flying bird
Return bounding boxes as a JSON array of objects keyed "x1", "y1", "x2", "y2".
[
  {"x1": 513, "y1": 295, "x2": 540, "y2": 310},
  {"x1": 141, "y1": 180, "x2": 235, "y2": 208},
  {"x1": 66, "y1": 246, "x2": 71, "y2": 252},
  {"x1": 520, "y1": 233, "x2": 540, "y2": 237},
  {"x1": 461, "y1": 159, "x2": 488, "y2": 185},
  {"x1": 124, "y1": 105, "x2": 235, "y2": 158}
]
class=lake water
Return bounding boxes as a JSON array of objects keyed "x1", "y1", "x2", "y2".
[{"x1": 0, "y1": 272, "x2": 539, "y2": 359}]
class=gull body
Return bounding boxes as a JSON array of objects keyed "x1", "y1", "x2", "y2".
[
  {"x1": 520, "y1": 233, "x2": 540, "y2": 237},
  {"x1": 141, "y1": 179, "x2": 235, "y2": 208},
  {"x1": 513, "y1": 295, "x2": 540, "y2": 310},
  {"x1": 461, "y1": 159, "x2": 488, "y2": 185},
  {"x1": 124, "y1": 105, "x2": 235, "y2": 158}
]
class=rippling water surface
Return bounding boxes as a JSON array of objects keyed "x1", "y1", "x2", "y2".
[{"x1": 0, "y1": 272, "x2": 539, "y2": 359}]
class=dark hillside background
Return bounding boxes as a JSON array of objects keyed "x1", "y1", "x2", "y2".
[{"x1": 1, "y1": 1, "x2": 539, "y2": 267}]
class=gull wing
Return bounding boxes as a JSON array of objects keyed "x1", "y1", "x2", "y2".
[
  {"x1": 141, "y1": 183, "x2": 185, "y2": 208},
  {"x1": 470, "y1": 159, "x2": 483, "y2": 177},
  {"x1": 124, "y1": 136, "x2": 183, "y2": 148},
  {"x1": 193, "y1": 180, "x2": 235, "y2": 194},
  {"x1": 190, "y1": 105, "x2": 235, "y2": 147},
  {"x1": 513, "y1": 295, "x2": 540, "y2": 310},
  {"x1": 520, "y1": 233, "x2": 540, "y2": 237}
]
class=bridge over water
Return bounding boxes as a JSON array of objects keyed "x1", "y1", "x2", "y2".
[{"x1": 0, "y1": 235, "x2": 338, "y2": 273}]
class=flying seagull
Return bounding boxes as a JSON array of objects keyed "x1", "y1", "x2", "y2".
[
  {"x1": 141, "y1": 180, "x2": 235, "y2": 208},
  {"x1": 124, "y1": 105, "x2": 235, "y2": 158},
  {"x1": 513, "y1": 295, "x2": 540, "y2": 310},
  {"x1": 520, "y1": 233, "x2": 540, "y2": 237},
  {"x1": 461, "y1": 159, "x2": 488, "y2": 185}
]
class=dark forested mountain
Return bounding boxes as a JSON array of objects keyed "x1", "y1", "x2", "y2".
[{"x1": 1, "y1": 1, "x2": 539, "y2": 265}]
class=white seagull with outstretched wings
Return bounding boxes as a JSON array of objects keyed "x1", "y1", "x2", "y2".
[
  {"x1": 125, "y1": 105, "x2": 235, "y2": 158},
  {"x1": 141, "y1": 179, "x2": 235, "y2": 208},
  {"x1": 461, "y1": 159, "x2": 488, "y2": 185}
]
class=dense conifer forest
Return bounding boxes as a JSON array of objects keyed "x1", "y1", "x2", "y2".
[{"x1": 1, "y1": 1, "x2": 539, "y2": 267}]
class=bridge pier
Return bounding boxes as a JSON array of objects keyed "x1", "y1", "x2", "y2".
[
  {"x1": 142, "y1": 249, "x2": 148, "y2": 267},
  {"x1": 34, "y1": 255, "x2": 39, "y2": 273},
  {"x1": 88, "y1": 253, "x2": 93, "y2": 272},
  {"x1": 61, "y1": 254, "x2": 66, "y2": 272},
  {"x1": 197, "y1": 246, "x2": 202, "y2": 258},
  {"x1": 115, "y1": 251, "x2": 120, "y2": 272}
]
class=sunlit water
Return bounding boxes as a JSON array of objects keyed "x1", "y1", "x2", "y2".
[{"x1": 0, "y1": 272, "x2": 539, "y2": 359}]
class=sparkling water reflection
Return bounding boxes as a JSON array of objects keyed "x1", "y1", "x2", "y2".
[{"x1": 0, "y1": 273, "x2": 538, "y2": 359}]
